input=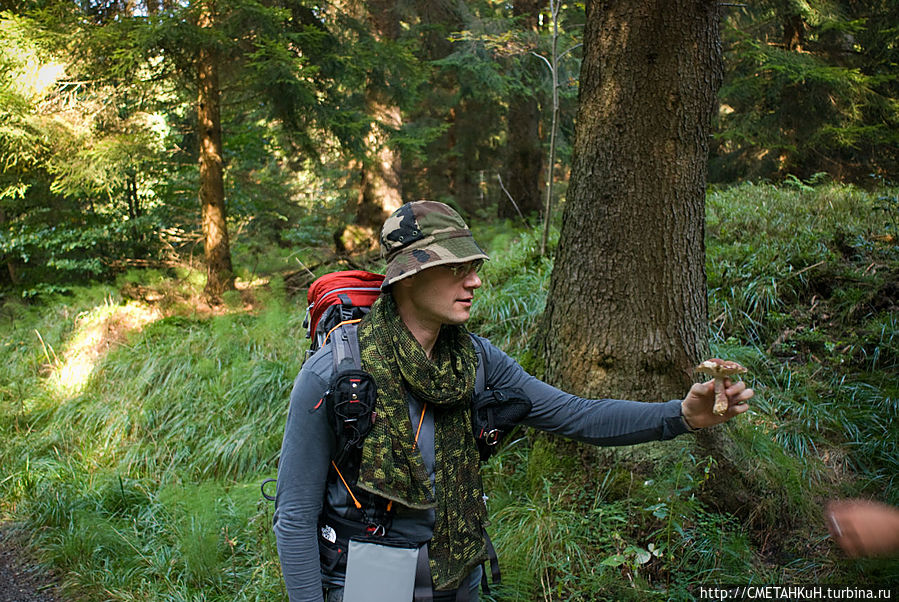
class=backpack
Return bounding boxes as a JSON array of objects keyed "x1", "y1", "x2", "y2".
[
  {"x1": 306, "y1": 270, "x2": 531, "y2": 457},
  {"x1": 302, "y1": 270, "x2": 385, "y2": 356}
]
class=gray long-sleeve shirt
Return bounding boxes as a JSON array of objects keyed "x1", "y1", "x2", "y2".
[{"x1": 273, "y1": 334, "x2": 691, "y2": 602}]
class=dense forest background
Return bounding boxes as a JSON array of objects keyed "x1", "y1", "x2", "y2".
[
  {"x1": 1, "y1": 0, "x2": 897, "y2": 599},
  {"x1": 2, "y1": 0, "x2": 897, "y2": 297}
]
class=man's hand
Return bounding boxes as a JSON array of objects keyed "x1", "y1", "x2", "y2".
[
  {"x1": 681, "y1": 378, "x2": 753, "y2": 429},
  {"x1": 826, "y1": 499, "x2": 899, "y2": 557}
]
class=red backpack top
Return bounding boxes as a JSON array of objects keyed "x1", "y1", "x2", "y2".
[{"x1": 303, "y1": 270, "x2": 385, "y2": 353}]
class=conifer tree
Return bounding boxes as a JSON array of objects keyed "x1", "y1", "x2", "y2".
[
  {"x1": 502, "y1": 0, "x2": 545, "y2": 219},
  {"x1": 542, "y1": 0, "x2": 722, "y2": 400},
  {"x1": 196, "y1": 0, "x2": 233, "y2": 298},
  {"x1": 712, "y1": 0, "x2": 899, "y2": 181},
  {"x1": 2, "y1": 0, "x2": 376, "y2": 293}
]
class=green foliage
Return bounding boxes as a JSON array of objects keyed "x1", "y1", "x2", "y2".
[
  {"x1": 0, "y1": 280, "x2": 300, "y2": 598},
  {"x1": 484, "y1": 181, "x2": 899, "y2": 597},
  {"x1": 1, "y1": 177, "x2": 897, "y2": 599},
  {"x1": 713, "y1": 1, "x2": 899, "y2": 181},
  {"x1": 484, "y1": 441, "x2": 762, "y2": 601},
  {"x1": 2, "y1": 0, "x2": 899, "y2": 587},
  {"x1": 0, "y1": 11, "x2": 175, "y2": 293},
  {"x1": 706, "y1": 181, "x2": 899, "y2": 511},
  {"x1": 468, "y1": 224, "x2": 555, "y2": 360},
  {"x1": 1, "y1": 0, "x2": 418, "y2": 296},
  {"x1": 5, "y1": 0, "x2": 899, "y2": 305}
]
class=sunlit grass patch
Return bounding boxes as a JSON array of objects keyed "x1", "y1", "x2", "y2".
[
  {"x1": 1, "y1": 283, "x2": 296, "y2": 598},
  {"x1": 50, "y1": 299, "x2": 161, "y2": 397}
]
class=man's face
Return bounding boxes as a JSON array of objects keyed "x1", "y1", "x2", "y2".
[{"x1": 395, "y1": 261, "x2": 483, "y2": 330}]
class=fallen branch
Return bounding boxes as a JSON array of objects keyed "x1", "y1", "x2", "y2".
[{"x1": 496, "y1": 174, "x2": 531, "y2": 228}]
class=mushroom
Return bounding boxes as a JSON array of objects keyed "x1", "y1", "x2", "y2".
[{"x1": 695, "y1": 358, "x2": 748, "y2": 415}]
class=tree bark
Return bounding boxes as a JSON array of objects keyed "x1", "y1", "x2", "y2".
[
  {"x1": 783, "y1": 13, "x2": 805, "y2": 52},
  {"x1": 0, "y1": 208, "x2": 18, "y2": 286},
  {"x1": 451, "y1": 98, "x2": 490, "y2": 214},
  {"x1": 197, "y1": 0, "x2": 234, "y2": 299},
  {"x1": 541, "y1": 0, "x2": 723, "y2": 401},
  {"x1": 414, "y1": 0, "x2": 466, "y2": 206},
  {"x1": 358, "y1": 100, "x2": 403, "y2": 223},
  {"x1": 504, "y1": 96, "x2": 544, "y2": 218},
  {"x1": 339, "y1": 99, "x2": 403, "y2": 253}
]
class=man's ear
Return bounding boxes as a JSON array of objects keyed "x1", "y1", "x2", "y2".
[
  {"x1": 394, "y1": 273, "x2": 418, "y2": 290},
  {"x1": 390, "y1": 274, "x2": 413, "y2": 303}
]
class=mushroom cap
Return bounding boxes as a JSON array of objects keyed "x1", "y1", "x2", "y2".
[{"x1": 696, "y1": 358, "x2": 747, "y2": 376}]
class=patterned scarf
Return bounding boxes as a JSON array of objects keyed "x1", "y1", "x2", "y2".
[{"x1": 356, "y1": 294, "x2": 487, "y2": 590}]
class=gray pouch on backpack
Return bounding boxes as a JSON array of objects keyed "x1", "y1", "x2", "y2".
[{"x1": 343, "y1": 538, "x2": 419, "y2": 602}]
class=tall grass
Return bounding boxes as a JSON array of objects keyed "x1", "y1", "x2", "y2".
[
  {"x1": 0, "y1": 276, "x2": 299, "y2": 599},
  {"x1": 708, "y1": 181, "x2": 899, "y2": 501},
  {"x1": 1, "y1": 180, "x2": 897, "y2": 599},
  {"x1": 481, "y1": 180, "x2": 899, "y2": 598},
  {"x1": 468, "y1": 225, "x2": 555, "y2": 361}
]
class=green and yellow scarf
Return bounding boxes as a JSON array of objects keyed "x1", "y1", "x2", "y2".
[{"x1": 356, "y1": 294, "x2": 487, "y2": 591}]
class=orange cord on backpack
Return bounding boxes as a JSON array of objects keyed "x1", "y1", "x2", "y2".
[
  {"x1": 412, "y1": 402, "x2": 427, "y2": 451},
  {"x1": 331, "y1": 460, "x2": 363, "y2": 510},
  {"x1": 332, "y1": 403, "x2": 426, "y2": 515},
  {"x1": 322, "y1": 318, "x2": 363, "y2": 347}
]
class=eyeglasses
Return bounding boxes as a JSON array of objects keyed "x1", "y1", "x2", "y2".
[{"x1": 444, "y1": 259, "x2": 485, "y2": 278}]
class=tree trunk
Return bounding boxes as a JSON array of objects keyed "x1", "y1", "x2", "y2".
[
  {"x1": 342, "y1": 0, "x2": 404, "y2": 251},
  {"x1": 126, "y1": 172, "x2": 140, "y2": 220},
  {"x1": 0, "y1": 208, "x2": 18, "y2": 286},
  {"x1": 338, "y1": 100, "x2": 404, "y2": 254},
  {"x1": 452, "y1": 97, "x2": 490, "y2": 214},
  {"x1": 197, "y1": 0, "x2": 234, "y2": 300},
  {"x1": 414, "y1": 0, "x2": 464, "y2": 206},
  {"x1": 541, "y1": 0, "x2": 722, "y2": 401},
  {"x1": 502, "y1": 0, "x2": 544, "y2": 219},
  {"x1": 504, "y1": 97, "x2": 544, "y2": 218},
  {"x1": 358, "y1": 100, "x2": 403, "y2": 224},
  {"x1": 783, "y1": 13, "x2": 805, "y2": 52}
]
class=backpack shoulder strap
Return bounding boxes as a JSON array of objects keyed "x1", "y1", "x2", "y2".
[
  {"x1": 471, "y1": 333, "x2": 487, "y2": 394},
  {"x1": 329, "y1": 320, "x2": 363, "y2": 372},
  {"x1": 332, "y1": 326, "x2": 485, "y2": 389}
]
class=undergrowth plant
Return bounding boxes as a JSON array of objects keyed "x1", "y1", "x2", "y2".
[
  {"x1": 468, "y1": 225, "x2": 555, "y2": 362},
  {"x1": 0, "y1": 180, "x2": 896, "y2": 599},
  {"x1": 0, "y1": 273, "x2": 298, "y2": 600}
]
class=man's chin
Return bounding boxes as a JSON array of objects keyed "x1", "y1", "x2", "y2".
[{"x1": 445, "y1": 311, "x2": 470, "y2": 325}]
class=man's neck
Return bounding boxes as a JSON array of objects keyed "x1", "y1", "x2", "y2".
[
  {"x1": 403, "y1": 316, "x2": 439, "y2": 359},
  {"x1": 394, "y1": 298, "x2": 440, "y2": 359}
]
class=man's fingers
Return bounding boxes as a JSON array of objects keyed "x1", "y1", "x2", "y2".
[
  {"x1": 826, "y1": 502, "x2": 868, "y2": 557},
  {"x1": 725, "y1": 381, "x2": 753, "y2": 403},
  {"x1": 731, "y1": 387, "x2": 754, "y2": 404},
  {"x1": 694, "y1": 380, "x2": 715, "y2": 394}
]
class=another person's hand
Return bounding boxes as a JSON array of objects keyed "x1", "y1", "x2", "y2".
[
  {"x1": 826, "y1": 499, "x2": 899, "y2": 557},
  {"x1": 681, "y1": 378, "x2": 753, "y2": 429}
]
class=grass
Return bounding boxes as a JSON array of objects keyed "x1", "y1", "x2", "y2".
[
  {"x1": 1, "y1": 179, "x2": 898, "y2": 599},
  {"x1": 480, "y1": 180, "x2": 899, "y2": 598},
  {"x1": 468, "y1": 224, "x2": 555, "y2": 364},
  {"x1": 0, "y1": 276, "x2": 296, "y2": 600}
]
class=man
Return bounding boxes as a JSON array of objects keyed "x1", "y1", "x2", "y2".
[{"x1": 273, "y1": 201, "x2": 754, "y2": 602}]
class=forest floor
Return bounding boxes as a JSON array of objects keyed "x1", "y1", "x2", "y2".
[{"x1": 0, "y1": 527, "x2": 61, "y2": 602}]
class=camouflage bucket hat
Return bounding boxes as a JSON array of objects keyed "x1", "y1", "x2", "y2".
[{"x1": 380, "y1": 200, "x2": 489, "y2": 289}]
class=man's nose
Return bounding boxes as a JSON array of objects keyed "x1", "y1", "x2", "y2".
[{"x1": 464, "y1": 270, "x2": 481, "y2": 289}]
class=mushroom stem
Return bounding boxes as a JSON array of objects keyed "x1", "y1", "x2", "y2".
[
  {"x1": 696, "y1": 358, "x2": 747, "y2": 417},
  {"x1": 713, "y1": 378, "x2": 728, "y2": 415}
]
